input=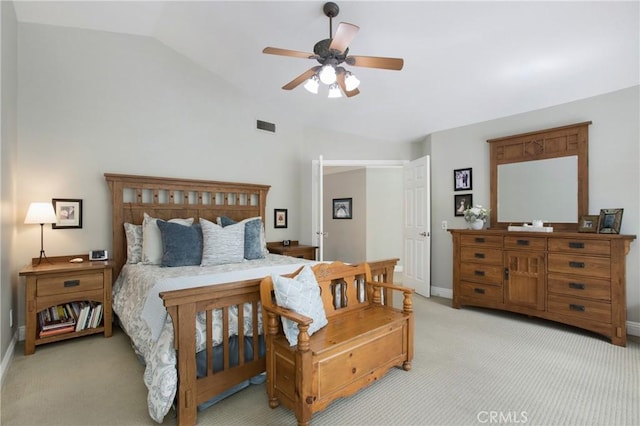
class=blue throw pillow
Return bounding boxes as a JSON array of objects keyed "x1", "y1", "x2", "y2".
[
  {"x1": 219, "y1": 216, "x2": 265, "y2": 260},
  {"x1": 157, "y1": 220, "x2": 203, "y2": 267}
]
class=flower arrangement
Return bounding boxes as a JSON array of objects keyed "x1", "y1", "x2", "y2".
[{"x1": 463, "y1": 205, "x2": 490, "y2": 223}]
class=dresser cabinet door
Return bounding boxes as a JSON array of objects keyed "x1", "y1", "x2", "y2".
[{"x1": 504, "y1": 251, "x2": 545, "y2": 310}]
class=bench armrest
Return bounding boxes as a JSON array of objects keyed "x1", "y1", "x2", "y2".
[
  {"x1": 262, "y1": 304, "x2": 313, "y2": 326},
  {"x1": 367, "y1": 281, "x2": 415, "y2": 294}
]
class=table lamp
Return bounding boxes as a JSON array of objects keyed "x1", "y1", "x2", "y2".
[{"x1": 24, "y1": 202, "x2": 57, "y2": 265}]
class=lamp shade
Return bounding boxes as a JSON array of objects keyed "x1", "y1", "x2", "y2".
[{"x1": 24, "y1": 202, "x2": 57, "y2": 224}]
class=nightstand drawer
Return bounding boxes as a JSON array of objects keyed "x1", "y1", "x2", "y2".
[{"x1": 37, "y1": 272, "x2": 104, "y2": 297}]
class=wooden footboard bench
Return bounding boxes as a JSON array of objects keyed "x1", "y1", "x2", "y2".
[{"x1": 260, "y1": 261, "x2": 414, "y2": 426}]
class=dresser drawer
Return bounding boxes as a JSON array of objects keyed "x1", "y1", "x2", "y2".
[
  {"x1": 504, "y1": 236, "x2": 546, "y2": 251},
  {"x1": 547, "y1": 294, "x2": 611, "y2": 324},
  {"x1": 461, "y1": 247, "x2": 502, "y2": 265},
  {"x1": 460, "y1": 263, "x2": 503, "y2": 285},
  {"x1": 37, "y1": 272, "x2": 104, "y2": 297},
  {"x1": 547, "y1": 254, "x2": 610, "y2": 279},
  {"x1": 460, "y1": 234, "x2": 502, "y2": 248},
  {"x1": 459, "y1": 281, "x2": 503, "y2": 303},
  {"x1": 548, "y1": 238, "x2": 610, "y2": 256},
  {"x1": 548, "y1": 275, "x2": 611, "y2": 302}
]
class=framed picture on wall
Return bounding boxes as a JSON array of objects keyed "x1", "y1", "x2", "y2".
[
  {"x1": 274, "y1": 209, "x2": 288, "y2": 228},
  {"x1": 52, "y1": 198, "x2": 83, "y2": 229},
  {"x1": 333, "y1": 198, "x2": 352, "y2": 219},
  {"x1": 454, "y1": 194, "x2": 472, "y2": 217},
  {"x1": 454, "y1": 168, "x2": 472, "y2": 191}
]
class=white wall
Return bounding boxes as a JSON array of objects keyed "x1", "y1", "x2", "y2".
[
  {"x1": 12, "y1": 23, "x2": 412, "y2": 329},
  {"x1": 0, "y1": 0, "x2": 18, "y2": 378},
  {"x1": 429, "y1": 86, "x2": 640, "y2": 324},
  {"x1": 366, "y1": 167, "x2": 403, "y2": 263}
]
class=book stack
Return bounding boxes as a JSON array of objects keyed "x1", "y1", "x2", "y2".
[{"x1": 38, "y1": 302, "x2": 103, "y2": 338}]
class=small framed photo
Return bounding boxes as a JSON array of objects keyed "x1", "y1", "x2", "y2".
[
  {"x1": 274, "y1": 209, "x2": 288, "y2": 229},
  {"x1": 454, "y1": 194, "x2": 473, "y2": 217},
  {"x1": 578, "y1": 215, "x2": 600, "y2": 233},
  {"x1": 52, "y1": 198, "x2": 83, "y2": 229},
  {"x1": 598, "y1": 208, "x2": 623, "y2": 234},
  {"x1": 454, "y1": 168, "x2": 472, "y2": 191},
  {"x1": 333, "y1": 198, "x2": 352, "y2": 219}
]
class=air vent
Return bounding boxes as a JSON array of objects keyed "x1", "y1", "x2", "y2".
[{"x1": 257, "y1": 120, "x2": 276, "y2": 133}]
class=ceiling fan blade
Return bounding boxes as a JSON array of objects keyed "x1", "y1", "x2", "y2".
[
  {"x1": 263, "y1": 47, "x2": 315, "y2": 59},
  {"x1": 348, "y1": 55, "x2": 404, "y2": 71},
  {"x1": 329, "y1": 22, "x2": 360, "y2": 53},
  {"x1": 336, "y1": 69, "x2": 360, "y2": 98},
  {"x1": 282, "y1": 67, "x2": 320, "y2": 90}
]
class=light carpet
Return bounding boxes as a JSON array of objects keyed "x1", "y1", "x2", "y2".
[{"x1": 2, "y1": 296, "x2": 638, "y2": 425}]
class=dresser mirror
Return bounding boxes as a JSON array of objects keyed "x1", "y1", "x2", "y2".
[{"x1": 488, "y1": 121, "x2": 591, "y2": 231}]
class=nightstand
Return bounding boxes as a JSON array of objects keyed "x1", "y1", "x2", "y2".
[
  {"x1": 267, "y1": 241, "x2": 318, "y2": 260},
  {"x1": 19, "y1": 255, "x2": 114, "y2": 355}
]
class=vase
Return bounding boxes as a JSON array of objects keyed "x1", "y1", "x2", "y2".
[{"x1": 468, "y1": 219, "x2": 485, "y2": 230}]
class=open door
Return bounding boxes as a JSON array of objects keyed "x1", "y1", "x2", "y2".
[{"x1": 403, "y1": 156, "x2": 431, "y2": 297}]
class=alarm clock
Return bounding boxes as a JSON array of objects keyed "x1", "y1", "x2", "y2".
[
  {"x1": 89, "y1": 249, "x2": 108, "y2": 261},
  {"x1": 282, "y1": 240, "x2": 291, "y2": 246}
]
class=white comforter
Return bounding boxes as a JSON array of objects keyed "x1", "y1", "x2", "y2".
[{"x1": 112, "y1": 254, "x2": 315, "y2": 423}]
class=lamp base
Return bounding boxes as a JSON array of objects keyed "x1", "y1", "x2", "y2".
[{"x1": 36, "y1": 250, "x2": 53, "y2": 266}]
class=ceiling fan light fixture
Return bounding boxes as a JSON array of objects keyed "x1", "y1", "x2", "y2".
[
  {"x1": 319, "y1": 64, "x2": 337, "y2": 85},
  {"x1": 304, "y1": 75, "x2": 320, "y2": 94},
  {"x1": 344, "y1": 71, "x2": 360, "y2": 91},
  {"x1": 328, "y1": 82, "x2": 342, "y2": 98}
]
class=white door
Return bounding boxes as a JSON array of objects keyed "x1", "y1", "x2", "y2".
[{"x1": 403, "y1": 156, "x2": 431, "y2": 297}]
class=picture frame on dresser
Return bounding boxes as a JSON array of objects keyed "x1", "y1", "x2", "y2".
[
  {"x1": 598, "y1": 208, "x2": 623, "y2": 234},
  {"x1": 52, "y1": 198, "x2": 82, "y2": 229},
  {"x1": 578, "y1": 215, "x2": 600, "y2": 233}
]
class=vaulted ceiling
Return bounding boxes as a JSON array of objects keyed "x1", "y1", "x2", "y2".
[{"x1": 13, "y1": 1, "x2": 639, "y2": 144}]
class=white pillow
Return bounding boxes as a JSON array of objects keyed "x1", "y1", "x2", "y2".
[
  {"x1": 272, "y1": 265, "x2": 328, "y2": 346},
  {"x1": 142, "y1": 213, "x2": 193, "y2": 265},
  {"x1": 200, "y1": 218, "x2": 245, "y2": 266},
  {"x1": 124, "y1": 223, "x2": 143, "y2": 264}
]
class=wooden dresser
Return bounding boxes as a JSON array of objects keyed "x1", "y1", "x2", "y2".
[{"x1": 450, "y1": 229, "x2": 635, "y2": 346}]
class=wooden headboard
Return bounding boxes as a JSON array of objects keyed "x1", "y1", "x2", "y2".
[{"x1": 104, "y1": 173, "x2": 271, "y2": 278}]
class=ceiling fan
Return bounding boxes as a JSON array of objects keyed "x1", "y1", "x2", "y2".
[{"x1": 263, "y1": 2, "x2": 404, "y2": 98}]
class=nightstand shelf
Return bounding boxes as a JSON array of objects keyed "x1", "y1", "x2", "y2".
[
  {"x1": 19, "y1": 255, "x2": 114, "y2": 355},
  {"x1": 267, "y1": 241, "x2": 317, "y2": 260}
]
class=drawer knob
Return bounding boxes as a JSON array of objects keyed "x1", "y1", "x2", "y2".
[
  {"x1": 569, "y1": 304, "x2": 586, "y2": 312},
  {"x1": 569, "y1": 261, "x2": 585, "y2": 268},
  {"x1": 569, "y1": 282, "x2": 585, "y2": 290},
  {"x1": 474, "y1": 270, "x2": 485, "y2": 277},
  {"x1": 474, "y1": 288, "x2": 486, "y2": 294},
  {"x1": 64, "y1": 280, "x2": 80, "y2": 287},
  {"x1": 516, "y1": 239, "x2": 530, "y2": 246},
  {"x1": 569, "y1": 242, "x2": 585, "y2": 249},
  {"x1": 474, "y1": 253, "x2": 485, "y2": 259}
]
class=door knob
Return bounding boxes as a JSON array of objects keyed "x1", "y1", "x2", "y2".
[{"x1": 419, "y1": 232, "x2": 427, "y2": 237}]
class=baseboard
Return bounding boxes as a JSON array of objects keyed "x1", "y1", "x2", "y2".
[
  {"x1": 426, "y1": 286, "x2": 640, "y2": 338},
  {"x1": 430, "y1": 286, "x2": 452, "y2": 299},
  {"x1": 0, "y1": 330, "x2": 18, "y2": 387}
]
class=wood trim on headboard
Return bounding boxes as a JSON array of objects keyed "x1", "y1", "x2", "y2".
[{"x1": 104, "y1": 173, "x2": 271, "y2": 279}]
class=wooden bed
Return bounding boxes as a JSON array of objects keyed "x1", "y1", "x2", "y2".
[{"x1": 104, "y1": 173, "x2": 399, "y2": 425}]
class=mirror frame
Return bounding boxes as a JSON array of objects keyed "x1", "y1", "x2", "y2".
[{"x1": 488, "y1": 121, "x2": 591, "y2": 231}]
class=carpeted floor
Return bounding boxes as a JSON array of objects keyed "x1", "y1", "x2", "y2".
[{"x1": 2, "y1": 296, "x2": 639, "y2": 425}]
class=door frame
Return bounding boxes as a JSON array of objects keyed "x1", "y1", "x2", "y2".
[{"x1": 311, "y1": 159, "x2": 408, "y2": 260}]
